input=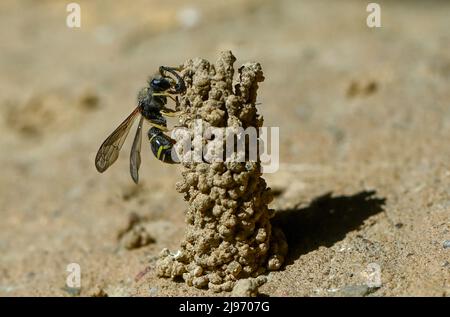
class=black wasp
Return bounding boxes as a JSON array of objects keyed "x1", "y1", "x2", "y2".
[{"x1": 95, "y1": 66, "x2": 185, "y2": 184}]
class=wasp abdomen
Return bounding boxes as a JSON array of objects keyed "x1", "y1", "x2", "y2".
[{"x1": 148, "y1": 127, "x2": 178, "y2": 164}]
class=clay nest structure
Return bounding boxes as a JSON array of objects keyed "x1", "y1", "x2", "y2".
[{"x1": 156, "y1": 51, "x2": 288, "y2": 292}]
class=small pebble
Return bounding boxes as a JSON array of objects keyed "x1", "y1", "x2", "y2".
[{"x1": 231, "y1": 276, "x2": 267, "y2": 297}]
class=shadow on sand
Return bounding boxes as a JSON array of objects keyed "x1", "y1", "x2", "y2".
[{"x1": 272, "y1": 190, "x2": 386, "y2": 265}]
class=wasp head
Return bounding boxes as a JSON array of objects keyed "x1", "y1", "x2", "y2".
[{"x1": 149, "y1": 76, "x2": 172, "y2": 92}]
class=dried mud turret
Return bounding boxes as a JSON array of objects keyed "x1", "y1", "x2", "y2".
[{"x1": 156, "y1": 51, "x2": 287, "y2": 292}]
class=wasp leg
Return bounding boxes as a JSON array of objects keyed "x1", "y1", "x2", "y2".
[
  {"x1": 152, "y1": 93, "x2": 181, "y2": 107},
  {"x1": 149, "y1": 122, "x2": 168, "y2": 131},
  {"x1": 152, "y1": 92, "x2": 177, "y2": 101},
  {"x1": 159, "y1": 65, "x2": 183, "y2": 76},
  {"x1": 153, "y1": 94, "x2": 181, "y2": 113},
  {"x1": 160, "y1": 109, "x2": 181, "y2": 117}
]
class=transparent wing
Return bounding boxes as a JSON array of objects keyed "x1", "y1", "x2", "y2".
[
  {"x1": 95, "y1": 108, "x2": 140, "y2": 173},
  {"x1": 130, "y1": 116, "x2": 144, "y2": 184}
]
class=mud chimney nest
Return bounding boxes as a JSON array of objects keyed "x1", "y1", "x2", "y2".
[{"x1": 156, "y1": 51, "x2": 287, "y2": 292}]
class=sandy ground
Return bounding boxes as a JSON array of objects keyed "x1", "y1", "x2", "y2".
[{"x1": 0, "y1": 0, "x2": 449, "y2": 296}]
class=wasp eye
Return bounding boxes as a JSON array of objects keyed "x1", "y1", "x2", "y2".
[{"x1": 151, "y1": 78, "x2": 171, "y2": 91}]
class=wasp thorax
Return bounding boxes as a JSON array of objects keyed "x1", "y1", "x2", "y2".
[{"x1": 137, "y1": 87, "x2": 150, "y2": 104}]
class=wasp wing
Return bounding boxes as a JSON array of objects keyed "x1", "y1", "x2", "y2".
[
  {"x1": 95, "y1": 108, "x2": 140, "y2": 173},
  {"x1": 130, "y1": 116, "x2": 144, "y2": 184}
]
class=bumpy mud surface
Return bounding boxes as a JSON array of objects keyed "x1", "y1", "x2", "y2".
[{"x1": 156, "y1": 52, "x2": 287, "y2": 292}]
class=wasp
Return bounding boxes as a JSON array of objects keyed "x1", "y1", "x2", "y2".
[{"x1": 95, "y1": 66, "x2": 185, "y2": 184}]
